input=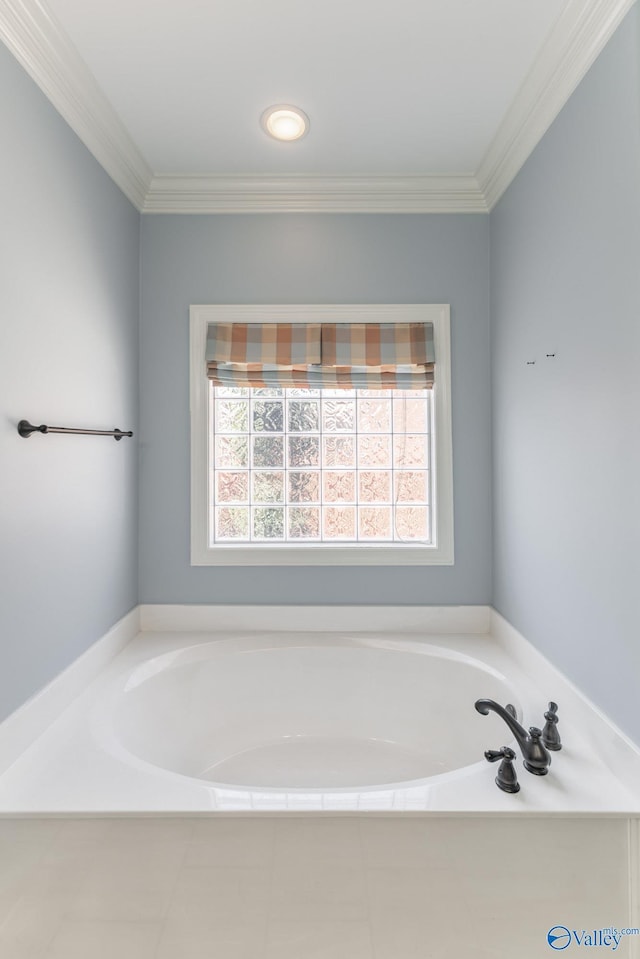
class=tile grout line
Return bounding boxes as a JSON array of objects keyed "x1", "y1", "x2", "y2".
[
  {"x1": 357, "y1": 816, "x2": 377, "y2": 959},
  {"x1": 147, "y1": 819, "x2": 194, "y2": 959},
  {"x1": 261, "y1": 818, "x2": 278, "y2": 959}
]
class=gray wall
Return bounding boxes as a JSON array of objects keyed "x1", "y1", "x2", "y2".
[
  {"x1": 490, "y1": 7, "x2": 640, "y2": 740},
  {"x1": 139, "y1": 214, "x2": 491, "y2": 604},
  {"x1": 0, "y1": 44, "x2": 140, "y2": 721}
]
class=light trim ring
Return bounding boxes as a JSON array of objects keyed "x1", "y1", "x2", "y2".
[{"x1": 261, "y1": 104, "x2": 309, "y2": 142}]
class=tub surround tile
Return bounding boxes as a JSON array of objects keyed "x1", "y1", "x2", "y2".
[
  {"x1": 366, "y1": 865, "x2": 457, "y2": 916},
  {"x1": 186, "y1": 818, "x2": 276, "y2": 866},
  {"x1": 360, "y1": 818, "x2": 448, "y2": 868},
  {"x1": 0, "y1": 817, "x2": 636, "y2": 959},
  {"x1": 0, "y1": 893, "x2": 18, "y2": 927},
  {"x1": 80, "y1": 837, "x2": 188, "y2": 872},
  {"x1": 63, "y1": 846, "x2": 185, "y2": 922},
  {"x1": 156, "y1": 915, "x2": 269, "y2": 959},
  {"x1": 0, "y1": 839, "x2": 50, "y2": 905},
  {"x1": 274, "y1": 819, "x2": 363, "y2": 867},
  {"x1": 103, "y1": 817, "x2": 196, "y2": 844},
  {"x1": 0, "y1": 898, "x2": 64, "y2": 957},
  {"x1": 0, "y1": 821, "x2": 63, "y2": 843},
  {"x1": 19, "y1": 862, "x2": 90, "y2": 901},
  {"x1": 43, "y1": 919, "x2": 162, "y2": 959},
  {"x1": 369, "y1": 917, "x2": 457, "y2": 959},
  {"x1": 264, "y1": 919, "x2": 374, "y2": 959},
  {"x1": 63, "y1": 874, "x2": 176, "y2": 923},
  {"x1": 454, "y1": 819, "x2": 630, "y2": 908},
  {"x1": 0, "y1": 943, "x2": 48, "y2": 959},
  {"x1": 270, "y1": 864, "x2": 368, "y2": 922},
  {"x1": 366, "y1": 818, "x2": 633, "y2": 959},
  {"x1": 54, "y1": 819, "x2": 112, "y2": 843},
  {"x1": 40, "y1": 835, "x2": 114, "y2": 867},
  {"x1": 169, "y1": 865, "x2": 272, "y2": 922}
]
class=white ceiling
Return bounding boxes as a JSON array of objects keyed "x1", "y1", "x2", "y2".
[
  {"x1": 43, "y1": 0, "x2": 564, "y2": 176},
  {"x1": 0, "y1": 0, "x2": 634, "y2": 210}
]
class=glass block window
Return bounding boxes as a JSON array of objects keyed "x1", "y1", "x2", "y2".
[{"x1": 210, "y1": 386, "x2": 432, "y2": 546}]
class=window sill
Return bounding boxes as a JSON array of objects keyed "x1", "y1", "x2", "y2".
[{"x1": 190, "y1": 543, "x2": 454, "y2": 566}]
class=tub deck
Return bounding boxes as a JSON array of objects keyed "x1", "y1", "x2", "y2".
[{"x1": 0, "y1": 627, "x2": 638, "y2": 815}]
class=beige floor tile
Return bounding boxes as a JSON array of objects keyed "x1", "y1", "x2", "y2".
[
  {"x1": 270, "y1": 864, "x2": 368, "y2": 922},
  {"x1": 274, "y1": 819, "x2": 363, "y2": 867},
  {"x1": 265, "y1": 919, "x2": 374, "y2": 959},
  {"x1": 43, "y1": 919, "x2": 162, "y2": 959},
  {"x1": 187, "y1": 818, "x2": 276, "y2": 866}
]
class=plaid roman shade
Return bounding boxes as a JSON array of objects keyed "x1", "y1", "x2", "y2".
[
  {"x1": 319, "y1": 323, "x2": 434, "y2": 389},
  {"x1": 207, "y1": 322, "x2": 434, "y2": 389},
  {"x1": 207, "y1": 323, "x2": 322, "y2": 388}
]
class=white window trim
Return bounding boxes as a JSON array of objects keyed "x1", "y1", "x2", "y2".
[{"x1": 190, "y1": 304, "x2": 454, "y2": 566}]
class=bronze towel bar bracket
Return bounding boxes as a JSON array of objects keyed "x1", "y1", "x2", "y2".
[{"x1": 18, "y1": 420, "x2": 133, "y2": 441}]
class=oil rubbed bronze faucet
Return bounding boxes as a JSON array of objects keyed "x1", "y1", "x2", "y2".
[{"x1": 474, "y1": 699, "x2": 552, "y2": 776}]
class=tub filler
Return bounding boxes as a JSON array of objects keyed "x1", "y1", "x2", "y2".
[{"x1": 0, "y1": 613, "x2": 638, "y2": 813}]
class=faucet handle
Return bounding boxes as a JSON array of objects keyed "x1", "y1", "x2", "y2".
[
  {"x1": 484, "y1": 746, "x2": 520, "y2": 794},
  {"x1": 484, "y1": 747, "x2": 510, "y2": 762},
  {"x1": 542, "y1": 702, "x2": 562, "y2": 751}
]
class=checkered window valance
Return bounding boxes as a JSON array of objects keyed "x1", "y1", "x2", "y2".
[{"x1": 206, "y1": 322, "x2": 435, "y2": 389}]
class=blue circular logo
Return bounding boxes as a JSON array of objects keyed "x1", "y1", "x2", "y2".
[{"x1": 548, "y1": 926, "x2": 572, "y2": 950}]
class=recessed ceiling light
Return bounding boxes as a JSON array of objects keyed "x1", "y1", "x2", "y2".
[{"x1": 261, "y1": 105, "x2": 309, "y2": 142}]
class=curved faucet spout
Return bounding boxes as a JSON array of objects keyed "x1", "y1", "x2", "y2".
[
  {"x1": 475, "y1": 699, "x2": 527, "y2": 743},
  {"x1": 475, "y1": 699, "x2": 551, "y2": 776}
]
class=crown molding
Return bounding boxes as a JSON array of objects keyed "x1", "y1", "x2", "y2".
[
  {"x1": 477, "y1": 0, "x2": 637, "y2": 210},
  {"x1": 0, "y1": 0, "x2": 153, "y2": 209},
  {"x1": 1, "y1": 0, "x2": 635, "y2": 213},
  {"x1": 143, "y1": 174, "x2": 487, "y2": 214}
]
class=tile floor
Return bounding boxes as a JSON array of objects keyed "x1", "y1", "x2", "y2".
[{"x1": 0, "y1": 816, "x2": 632, "y2": 958}]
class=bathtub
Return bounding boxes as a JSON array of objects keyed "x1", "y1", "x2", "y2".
[
  {"x1": 107, "y1": 636, "x2": 518, "y2": 791},
  {"x1": 0, "y1": 617, "x2": 637, "y2": 813}
]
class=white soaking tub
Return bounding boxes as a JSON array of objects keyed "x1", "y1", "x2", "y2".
[
  {"x1": 109, "y1": 636, "x2": 518, "y2": 791},
  {"x1": 1, "y1": 615, "x2": 638, "y2": 813}
]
